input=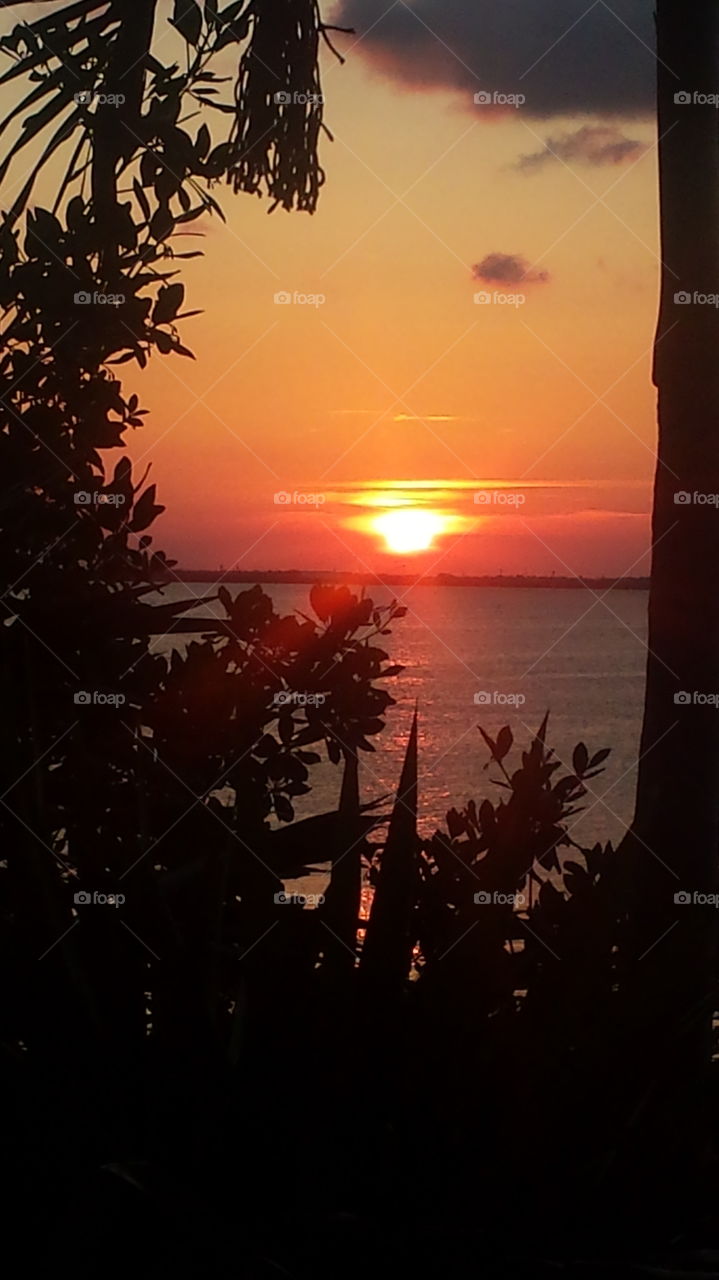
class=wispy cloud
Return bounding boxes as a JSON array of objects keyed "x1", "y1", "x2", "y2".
[
  {"x1": 393, "y1": 413, "x2": 461, "y2": 423},
  {"x1": 472, "y1": 253, "x2": 549, "y2": 287},
  {"x1": 330, "y1": 408, "x2": 383, "y2": 417},
  {"x1": 515, "y1": 124, "x2": 649, "y2": 173}
]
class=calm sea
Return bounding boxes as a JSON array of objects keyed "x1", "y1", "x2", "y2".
[{"x1": 151, "y1": 582, "x2": 649, "y2": 850}]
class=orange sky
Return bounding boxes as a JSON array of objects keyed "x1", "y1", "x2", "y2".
[{"x1": 8, "y1": 2, "x2": 661, "y2": 577}]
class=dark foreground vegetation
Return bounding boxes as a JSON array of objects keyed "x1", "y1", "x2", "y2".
[{"x1": 4, "y1": 653, "x2": 719, "y2": 1278}]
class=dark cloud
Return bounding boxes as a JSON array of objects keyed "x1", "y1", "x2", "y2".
[
  {"x1": 472, "y1": 254, "x2": 549, "y2": 286},
  {"x1": 333, "y1": 1, "x2": 656, "y2": 118},
  {"x1": 514, "y1": 124, "x2": 649, "y2": 172}
]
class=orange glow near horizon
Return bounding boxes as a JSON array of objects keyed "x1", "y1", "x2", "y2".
[{"x1": 102, "y1": 49, "x2": 659, "y2": 576}]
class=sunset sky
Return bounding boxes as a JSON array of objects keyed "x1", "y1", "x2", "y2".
[{"x1": 12, "y1": 0, "x2": 663, "y2": 576}]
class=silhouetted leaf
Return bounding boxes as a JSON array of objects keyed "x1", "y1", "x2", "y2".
[
  {"x1": 572, "y1": 742, "x2": 589, "y2": 776},
  {"x1": 133, "y1": 178, "x2": 151, "y2": 222},
  {"x1": 153, "y1": 283, "x2": 185, "y2": 326},
  {"x1": 130, "y1": 485, "x2": 164, "y2": 532},
  {"x1": 218, "y1": 0, "x2": 247, "y2": 26},
  {"x1": 310, "y1": 584, "x2": 334, "y2": 621},
  {"x1": 196, "y1": 122, "x2": 211, "y2": 159},
  {"x1": 171, "y1": 0, "x2": 202, "y2": 46},
  {"x1": 150, "y1": 205, "x2": 174, "y2": 241},
  {"x1": 274, "y1": 793, "x2": 294, "y2": 823},
  {"x1": 479, "y1": 799, "x2": 495, "y2": 834},
  {"x1": 361, "y1": 709, "x2": 419, "y2": 985}
]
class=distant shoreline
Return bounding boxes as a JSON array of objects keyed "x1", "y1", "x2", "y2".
[{"x1": 171, "y1": 569, "x2": 650, "y2": 591}]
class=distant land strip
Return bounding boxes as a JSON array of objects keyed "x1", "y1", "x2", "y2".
[{"x1": 171, "y1": 569, "x2": 650, "y2": 590}]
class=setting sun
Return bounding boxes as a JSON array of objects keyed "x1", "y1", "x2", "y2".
[{"x1": 373, "y1": 508, "x2": 449, "y2": 554}]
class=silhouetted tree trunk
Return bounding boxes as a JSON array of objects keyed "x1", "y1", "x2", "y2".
[{"x1": 628, "y1": 0, "x2": 719, "y2": 1130}]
